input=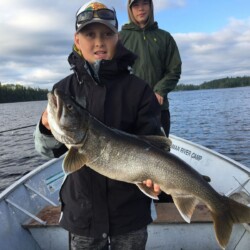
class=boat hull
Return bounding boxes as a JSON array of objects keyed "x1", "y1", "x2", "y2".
[{"x1": 0, "y1": 135, "x2": 249, "y2": 250}]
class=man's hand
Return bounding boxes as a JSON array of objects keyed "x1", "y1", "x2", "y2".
[
  {"x1": 143, "y1": 179, "x2": 161, "y2": 196},
  {"x1": 155, "y1": 93, "x2": 164, "y2": 105},
  {"x1": 41, "y1": 109, "x2": 51, "y2": 130}
]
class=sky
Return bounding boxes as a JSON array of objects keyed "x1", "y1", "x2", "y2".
[{"x1": 1, "y1": 0, "x2": 250, "y2": 89}]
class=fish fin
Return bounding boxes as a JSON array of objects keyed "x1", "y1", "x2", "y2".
[
  {"x1": 136, "y1": 183, "x2": 159, "y2": 200},
  {"x1": 172, "y1": 195, "x2": 200, "y2": 223},
  {"x1": 211, "y1": 212, "x2": 232, "y2": 250},
  {"x1": 139, "y1": 135, "x2": 172, "y2": 151},
  {"x1": 63, "y1": 147, "x2": 87, "y2": 174},
  {"x1": 211, "y1": 196, "x2": 250, "y2": 249}
]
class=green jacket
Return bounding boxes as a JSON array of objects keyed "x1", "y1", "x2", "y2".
[{"x1": 119, "y1": 22, "x2": 182, "y2": 109}]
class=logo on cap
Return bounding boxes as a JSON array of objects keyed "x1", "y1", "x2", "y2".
[{"x1": 85, "y1": 2, "x2": 107, "y2": 11}]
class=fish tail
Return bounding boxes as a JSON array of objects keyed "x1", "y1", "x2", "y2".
[{"x1": 211, "y1": 196, "x2": 250, "y2": 249}]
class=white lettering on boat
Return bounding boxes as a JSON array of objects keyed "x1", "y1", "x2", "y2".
[{"x1": 171, "y1": 144, "x2": 203, "y2": 161}]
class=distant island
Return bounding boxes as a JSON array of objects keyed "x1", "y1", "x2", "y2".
[
  {"x1": 0, "y1": 76, "x2": 250, "y2": 103},
  {"x1": 175, "y1": 76, "x2": 250, "y2": 91}
]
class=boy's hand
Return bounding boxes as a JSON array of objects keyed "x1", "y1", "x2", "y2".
[
  {"x1": 143, "y1": 179, "x2": 161, "y2": 196},
  {"x1": 155, "y1": 93, "x2": 163, "y2": 105},
  {"x1": 41, "y1": 109, "x2": 51, "y2": 130}
]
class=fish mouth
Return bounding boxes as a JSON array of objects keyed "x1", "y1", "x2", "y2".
[
  {"x1": 48, "y1": 89, "x2": 63, "y2": 121},
  {"x1": 54, "y1": 89, "x2": 63, "y2": 121}
]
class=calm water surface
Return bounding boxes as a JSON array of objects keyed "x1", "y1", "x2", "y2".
[
  {"x1": 0, "y1": 100, "x2": 48, "y2": 192},
  {"x1": 0, "y1": 87, "x2": 249, "y2": 192},
  {"x1": 169, "y1": 87, "x2": 250, "y2": 166}
]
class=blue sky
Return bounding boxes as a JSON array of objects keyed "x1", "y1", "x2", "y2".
[
  {"x1": 0, "y1": 0, "x2": 250, "y2": 89},
  {"x1": 154, "y1": 0, "x2": 250, "y2": 33}
]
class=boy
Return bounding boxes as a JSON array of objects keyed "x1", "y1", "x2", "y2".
[
  {"x1": 34, "y1": 1, "x2": 162, "y2": 249},
  {"x1": 120, "y1": 0, "x2": 182, "y2": 137}
]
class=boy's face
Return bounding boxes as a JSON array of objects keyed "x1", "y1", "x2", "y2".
[
  {"x1": 131, "y1": 0, "x2": 150, "y2": 27},
  {"x1": 74, "y1": 23, "x2": 118, "y2": 63}
]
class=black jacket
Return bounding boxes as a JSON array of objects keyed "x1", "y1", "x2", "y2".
[{"x1": 35, "y1": 42, "x2": 162, "y2": 238}]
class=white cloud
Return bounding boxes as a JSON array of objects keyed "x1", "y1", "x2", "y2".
[
  {"x1": 94, "y1": 0, "x2": 186, "y2": 11},
  {"x1": 0, "y1": 0, "x2": 76, "y2": 87},
  {"x1": 8, "y1": 10, "x2": 58, "y2": 32},
  {"x1": 0, "y1": 0, "x2": 250, "y2": 88},
  {"x1": 154, "y1": 0, "x2": 186, "y2": 11},
  {"x1": 23, "y1": 68, "x2": 63, "y2": 84},
  {"x1": 174, "y1": 18, "x2": 250, "y2": 84}
]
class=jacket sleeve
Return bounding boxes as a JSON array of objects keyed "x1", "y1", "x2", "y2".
[
  {"x1": 153, "y1": 35, "x2": 182, "y2": 97},
  {"x1": 134, "y1": 84, "x2": 163, "y2": 136},
  {"x1": 33, "y1": 118, "x2": 68, "y2": 158}
]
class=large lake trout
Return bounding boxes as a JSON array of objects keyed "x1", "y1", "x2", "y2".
[{"x1": 47, "y1": 88, "x2": 250, "y2": 249}]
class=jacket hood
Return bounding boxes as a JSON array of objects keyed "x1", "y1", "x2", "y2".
[
  {"x1": 113, "y1": 40, "x2": 138, "y2": 68},
  {"x1": 121, "y1": 21, "x2": 158, "y2": 31},
  {"x1": 127, "y1": 0, "x2": 155, "y2": 29}
]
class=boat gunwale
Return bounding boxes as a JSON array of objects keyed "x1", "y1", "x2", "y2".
[
  {"x1": 170, "y1": 134, "x2": 250, "y2": 173},
  {"x1": 0, "y1": 154, "x2": 65, "y2": 200}
]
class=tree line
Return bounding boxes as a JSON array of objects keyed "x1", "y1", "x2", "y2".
[
  {"x1": 1, "y1": 76, "x2": 250, "y2": 103},
  {"x1": 175, "y1": 76, "x2": 250, "y2": 91},
  {"x1": 0, "y1": 83, "x2": 48, "y2": 103}
]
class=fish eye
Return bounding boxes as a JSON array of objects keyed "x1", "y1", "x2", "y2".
[{"x1": 67, "y1": 104, "x2": 73, "y2": 110}]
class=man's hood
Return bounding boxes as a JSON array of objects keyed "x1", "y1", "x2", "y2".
[
  {"x1": 121, "y1": 21, "x2": 158, "y2": 31},
  {"x1": 127, "y1": 0, "x2": 155, "y2": 29}
]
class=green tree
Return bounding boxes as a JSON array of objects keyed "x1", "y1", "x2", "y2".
[
  {"x1": 175, "y1": 76, "x2": 250, "y2": 91},
  {"x1": 0, "y1": 84, "x2": 48, "y2": 103}
]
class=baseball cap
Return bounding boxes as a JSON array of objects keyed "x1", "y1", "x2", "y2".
[
  {"x1": 75, "y1": 1, "x2": 118, "y2": 33},
  {"x1": 129, "y1": 0, "x2": 136, "y2": 6},
  {"x1": 129, "y1": 0, "x2": 151, "y2": 7}
]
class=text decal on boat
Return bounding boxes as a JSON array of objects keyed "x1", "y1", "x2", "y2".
[
  {"x1": 45, "y1": 171, "x2": 65, "y2": 194},
  {"x1": 171, "y1": 144, "x2": 203, "y2": 161}
]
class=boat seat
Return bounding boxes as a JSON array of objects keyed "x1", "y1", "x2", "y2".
[
  {"x1": 23, "y1": 206, "x2": 69, "y2": 250},
  {"x1": 22, "y1": 203, "x2": 212, "y2": 250},
  {"x1": 23, "y1": 206, "x2": 61, "y2": 227},
  {"x1": 23, "y1": 202, "x2": 212, "y2": 228},
  {"x1": 154, "y1": 203, "x2": 212, "y2": 223}
]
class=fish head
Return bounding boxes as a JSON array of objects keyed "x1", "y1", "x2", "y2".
[{"x1": 47, "y1": 88, "x2": 89, "y2": 145}]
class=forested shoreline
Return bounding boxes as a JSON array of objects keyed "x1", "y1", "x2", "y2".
[
  {"x1": 1, "y1": 76, "x2": 250, "y2": 103},
  {"x1": 0, "y1": 83, "x2": 48, "y2": 103},
  {"x1": 175, "y1": 76, "x2": 250, "y2": 91}
]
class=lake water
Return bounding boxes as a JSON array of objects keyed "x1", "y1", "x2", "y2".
[{"x1": 0, "y1": 87, "x2": 249, "y2": 192}]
